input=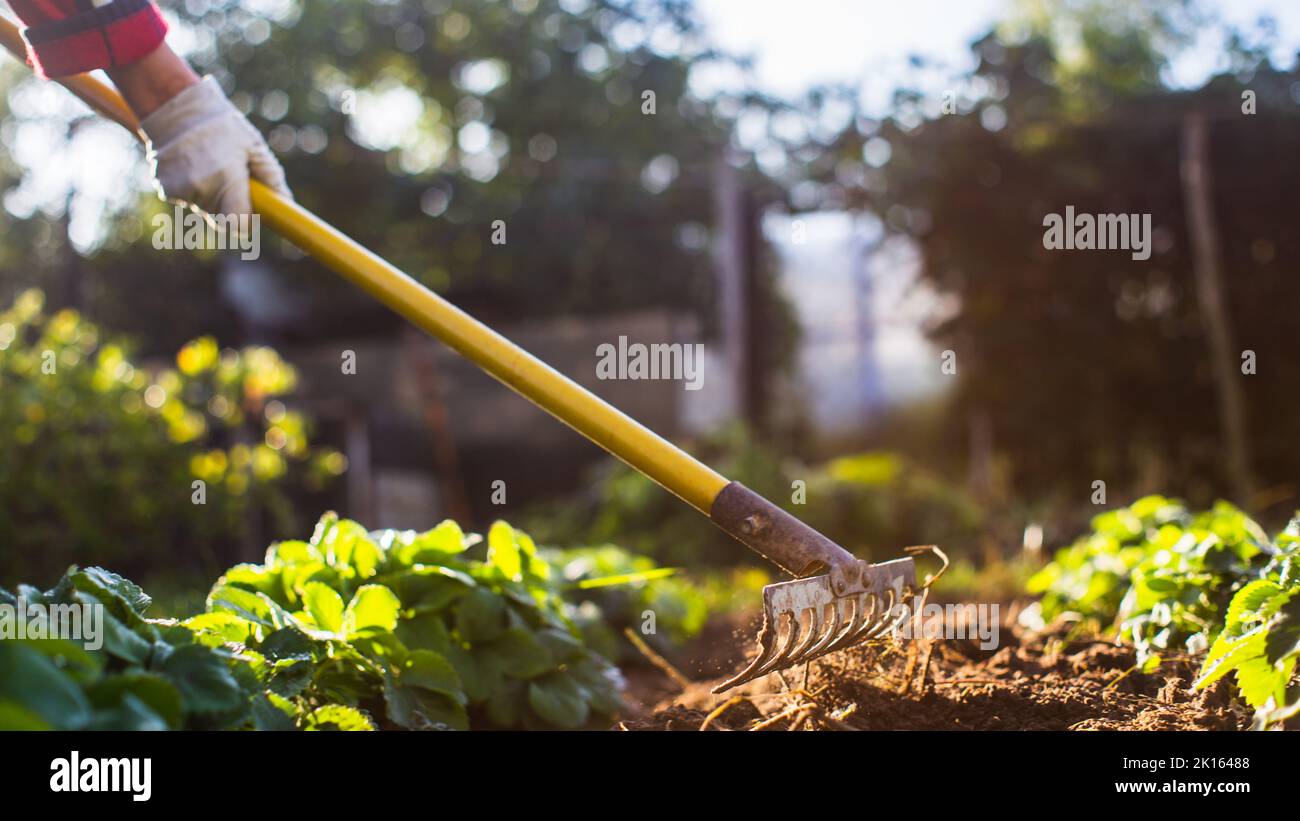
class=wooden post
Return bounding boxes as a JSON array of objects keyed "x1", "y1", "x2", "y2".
[
  {"x1": 344, "y1": 406, "x2": 374, "y2": 524},
  {"x1": 403, "y1": 328, "x2": 473, "y2": 525},
  {"x1": 713, "y1": 155, "x2": 753, "y2": 423},
  {"x1": 1179, "y1": 112, "x2": 1254, "y2": 507}
]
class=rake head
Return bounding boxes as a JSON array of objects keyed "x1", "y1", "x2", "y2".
[{"x1": 712, "y1": 557, "x2": 918, "y2": 693}]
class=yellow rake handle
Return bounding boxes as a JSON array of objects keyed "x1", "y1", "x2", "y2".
[{"x1": 0, "y1": 15, "x2": 728, "y2": 514}]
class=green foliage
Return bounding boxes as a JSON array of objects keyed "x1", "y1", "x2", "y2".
[
  {"x1": 192, "y1": 513, "x2": 625, "y2": 729},
  {"x1": 1117, "y1": 503, "x2": 1269, "y2": 662},
  {"x1": 0, "y1": 289, "x2": 343, "y2": 580},
  {"x1": 1029, "y1": 495, "x2": 1190, "y2": 625},
  {"x1": 0, "y1": 567, "x2": 271, "y2": 730},
  {"x1": 931, "y1": 555, "x2": 1039, "y2": 603},
  {"x1": 1028, "y1": 496, "x2": 1269, "y2": 660},
  {"x1": 804, "y1": 451, "x2": 987, "y2": 561},
  {"x1": 1029, "y1": 495, "x2": 1300, "y2": 727},
  {"x1": 544, "y1": 545, "x2": 708, "y2": 660},
  {"x1": 1193, "y1": 521, "x2": 1300, "y2": 727},
  {"x1": 1002, "y1": 0, "x2": 1200, "y2": 102},
  {"x1": 0, "y1": 515, "x2": 671, "y2": 731},
  {"x1": 528, "y1": 426, "x2": 986, "y2": 568}
]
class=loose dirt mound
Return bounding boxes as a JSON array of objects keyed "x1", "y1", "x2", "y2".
[{"x1": 621, "y1": 616, "x2": 1249, "y2": 731}]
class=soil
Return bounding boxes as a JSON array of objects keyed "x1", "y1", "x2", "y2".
[{"x1": 618, "y1": 606, "x2": 1252, "y2": 731}]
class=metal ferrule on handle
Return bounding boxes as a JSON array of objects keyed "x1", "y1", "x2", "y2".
[{"x1": 709, "y1": 482, "x2": 867, "y2": 590}]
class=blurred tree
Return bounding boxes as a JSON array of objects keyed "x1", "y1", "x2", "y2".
[
  {"x1": 799, "y1": 1, "x2": 1300, "y2": 514},
  {"x1": 1, "y1": 0, "x2": 802, "y2": 449},
  {"x1": 2, "y1": 1, "x2": 796, "y2": 361}
]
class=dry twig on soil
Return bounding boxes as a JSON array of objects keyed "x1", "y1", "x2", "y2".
[
  {"x1": 699, "y1": 696, "x2": 745, "y2": 731},
  {"x1": 750, "y1": 703, "x2": 814, "y2": 731},
  {"x1": 623, "y1": 627, "x2": 692, "y2": 690}
]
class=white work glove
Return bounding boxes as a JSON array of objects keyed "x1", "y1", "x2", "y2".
[{"x1": 140, "y1": 76, "x2": 292, "y2": 217}]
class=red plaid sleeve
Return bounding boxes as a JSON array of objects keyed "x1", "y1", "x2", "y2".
[{"x1": 9, "y1": 0, "x2": 169, "y2": 78}]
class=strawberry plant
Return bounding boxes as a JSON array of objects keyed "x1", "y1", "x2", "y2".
[
  {"x1": 1194, "y1": 521, "x2": 1300, "y2": 727},
  {"x1": 1028, "y1": 495, "x2": 1189, "y2": 628},
  {"x1": 0, "y1": 567, "x2": 274, "y2": 730},
  {"x1": 191, "y1": 513, "x2": 625, "y2": 729},
  {"x1": 1, "y1": 516, "x2": 685, "y2": 731},
  {"x1": 1116, "y1": 502, "x2": 1269, "y2": 664},
  {"x1": 1028, "y1": 497, "x2": 1271, "y2": 662},
  {"x1": 1030, "y1": 496, "x2": 1300, "y2": 727},
  {"x1": 544, "y1": 545, "x2": 708, "y2": 660}
]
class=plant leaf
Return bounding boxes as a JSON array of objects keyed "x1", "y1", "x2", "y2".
[
  {"x1": 1264, "y1": 595, "x2": 1300, "y2": 666},
  {"x1": 484, "y1": 627, "x2": 553, "y2": 679},
  {"x1": 397, "y1": 649, "x2": 465, "y2": 702},
  {"x1": 302, "y1": 581, "x2": 345, "y2": 633},
  {"x1": 86, "y1": 673, "x2": 184, "y2": 730},
  {"x1": 488, "y1": 521, "x2": 523, "y2": 581},
  {"x1": 344, "y1": 585, "x2": 401, "y2": 635},
  {"x1": 383, "y1": 675, "x2": 469, "y2": 730},
  {"x1": 0, "y1": 643, "x2": 91, "y2": 730},
  {"x1": 304, "y1": 704, "x2": 375, "y2": 731},
  {"x1": 159, "y1": 644, "x2": 245, "y2": 715},
  {"x1": 527, "y1": 673, "x2": 590, "y2": 729},
  {"x1": 454, "y1": 587, "x2": 506, "y2": 642},
  {"x1": 1225, "y1": 579, "x2": 1284, "y2": 630}
]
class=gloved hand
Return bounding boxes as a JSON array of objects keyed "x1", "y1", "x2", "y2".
[{"x1": 140, "y1": 76, "x2": 292, "y2": 217}]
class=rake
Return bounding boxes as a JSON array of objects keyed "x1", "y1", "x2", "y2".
[{"x1": 0, "y1": 17, "x2": 932, "y2": 692}]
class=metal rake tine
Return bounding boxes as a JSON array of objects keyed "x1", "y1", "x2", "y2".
[
  {"x1": 785, "y1": 603, "x2": 835, "y2": 664},
  {"x1": 711, "y1": 602, "x2": 823, "y2": 692},
  {"x1": 822, "y1": 587, "x2": 904, "y2": 655},
  {"x1": 712, "y1": 609, "x2": 785, "y2": 693},
  {"x1": 810, "y1": 588, "x2": 908, "y2": 664},
  {"x1": 774, "y1": 602, "x2": 842, "y2": 670},
  {"x1": 855, "y1": 588, "x2": 911, "y2": 645},
  {"x1": 713, "y1": 557, "x2": 920, "y2": 693},
  {"x1": 748, "y1": 607, "x2": 820, "y2": 681},
  {"x1": 864, "y1": 588, "x2": 920, "y2": 644},
  {"x1": 783, "y1": 594, "x2": 875, "y2": 671},
  {"x1": 797, "y1": 596, "x2": 849, "y2": 661},
  {"x1": 783, "y1": 591, "x2": 897, "y2": 671},
  {"x1": 856, "y1": 589, "x2": 899, "y2": 642},
  {"x1": 820, "y1": 592, "x2": 880, "y2": 656},
  {"x1": 716, "y1": 594, "x2": 875, "y2": 692}
]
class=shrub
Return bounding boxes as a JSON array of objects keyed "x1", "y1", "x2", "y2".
[
  {"x1": 0, "y1": 289, "x2": 342, "y2": 580},
  {"x1": 1194, "y1": 520, "x2": 1300, "y2": 727}
]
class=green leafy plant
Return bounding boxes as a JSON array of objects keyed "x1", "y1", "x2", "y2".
[
  {"x1": 1117, "y1": 503, "x2": 1270, "y2": 664},
  {"x1": 0, "y1": 289, "x2": 343, "y2": 580},
  {"x1": 543, "y1": 545, "x2": 708, "y2": 660},
  {"x1": 1194, "y1": 522, "x2": 1300, "y2": 727},
  {"x1": 1027, "y1": 495, "x2": 1189, "y2": 628},
  {"x1": 0, "y1": 567, "x2": 278, "y2": 730},
  {"x1": 1028, "y1": 496, "x2": 1270, "y2": 663},
  {"x1": 1029, "y1": 495, "x2": 1299, "y2": 727},
  {"x1": 192, "y1": 514, "x2": 625, "y2": 729}
]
